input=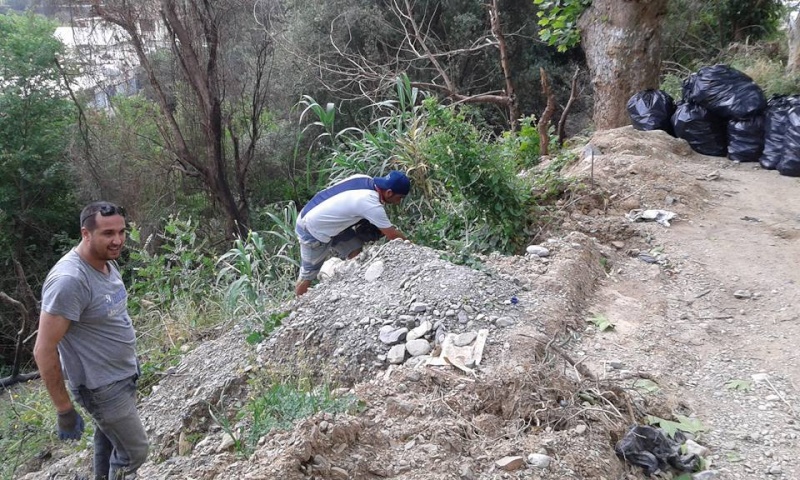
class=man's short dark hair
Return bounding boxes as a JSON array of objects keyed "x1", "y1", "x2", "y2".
[{"x1": 80, "y1": 202, "x2": 126, "y2": 230}]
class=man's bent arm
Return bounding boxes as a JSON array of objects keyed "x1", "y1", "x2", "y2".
[
  {"x1": 33, "y1": 312, "x2": 73, "y2": 413},
  {"x1": 380, "y1": 226, "x2": 407, "y2": 241}
]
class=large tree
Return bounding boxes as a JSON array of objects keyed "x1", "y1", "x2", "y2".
[
  {"x1": 0, "y1": 12, "x2": 79, "y2": 378},
  {"x1": 578, "y1": 0, "x2": 668, "y2": 130},
  {"x1": 86, "y1": 0, "x2": 276, "y2": 236}
]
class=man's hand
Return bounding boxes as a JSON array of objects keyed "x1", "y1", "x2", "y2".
[{"x1": 57, "y1": 408, "x2": 85, "y2": 440}]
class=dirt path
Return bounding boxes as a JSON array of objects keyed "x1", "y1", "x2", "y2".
[{"x1": 578, "y1": 153, "x2": 800, "y2": 478}]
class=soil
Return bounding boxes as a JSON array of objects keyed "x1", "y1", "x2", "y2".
[{"x1": 14, "y1": 127, "x2": 800, "y2": 479}]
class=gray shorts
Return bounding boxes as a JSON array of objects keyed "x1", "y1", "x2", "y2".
[{"x1": 296, "y1": 222, "x2": 363, "y2": 281}]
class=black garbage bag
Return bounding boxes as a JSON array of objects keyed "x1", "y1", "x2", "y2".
[
  {"x1": 627, "y1": 89, "x2": 676, "y2": 135},
  {"x1": 672, "y1": 102, "x2": 727, "y2": 157},
  {"x1": 778, "y1": 105, "x2": 800, "y2": 177},
  {"x1": 684, "y1": 64, "x2": 767, "y2": 119},
  {"x1": 615, "y1": 425, "x2": 700, "y2": 476},
  {"x1": 727, "y1": 115, "x2": 764, "y2": 162},
  {"x1": 760, "y1": 95, "x2": 800, "y2": 170}
]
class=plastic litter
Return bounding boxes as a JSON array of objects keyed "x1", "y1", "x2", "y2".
[
  {"x1": 777, "y1": 104, "x2": 800, "y2": 177},
  {"x1": 671, "y1": 102, "x2": 727, "y2": 157},
  {"x1": 627, "y1": 209, "x2": 677, "y2": 227},
  {"x1": 615, "y1": 425, "x2": 701, "y2": 475},
  {"x1": 684, "y1": 64, "x2": 767, "y2": 119},
  {"x1": 627, "y1": 89, "x2": 676, "y2": 135},
  {"x1": 727, "y1": 115, "x2": 764, "y2": 162},
  {"x1": 759, "y1": 95, "x2": 799, "y2": 170}
]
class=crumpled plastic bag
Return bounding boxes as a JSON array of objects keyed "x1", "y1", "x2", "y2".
[
  {"x1": 615, "y1": 425, "x2": 700, "y2": 475},
  {"x1": 626, "y1": 209, "x2": 677, "y2": 227}
]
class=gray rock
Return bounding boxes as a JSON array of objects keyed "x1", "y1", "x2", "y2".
[
  {"x1": 692, "y1": 471, "x2": 721, "y2": 480},
  {"x1": 458, "y1": 310, "x2": 469, "y2": 324},
  {"x1": 496, "y1": 317, "x2": 515, "y2": 328},
  {"x1": 733, "y1": 290, "x2": 752, "y2": 299},
  {"x1": 458, "y1": 464, "x2": 475, "y2": 480},
  {"x1": 453, "y1": 331, "x2": 477, "y2": 347},
  {"x1": 379, "y1": 326, "x2": 408, "y2": 345},
  {"x1": 410, "y1": 302, "x2": 428, "y2": 313},
  {"x1": 406, "y1": 339, "x2": 432, "y2": 357},
  {"x1": 387, "y1": 344, "x2": 406, "y2": 364},
  {"x1": 527, "y1": 453, "x2": 552, "y2": 469}
]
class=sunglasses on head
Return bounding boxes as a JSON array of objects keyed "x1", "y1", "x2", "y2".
[{"x1": 81, "y1": 204, "x2": 126, "y2": 226}]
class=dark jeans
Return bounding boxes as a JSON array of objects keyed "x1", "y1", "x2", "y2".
[{"x1": 72, "y1": 376, "x2": 149, "y2": 480}]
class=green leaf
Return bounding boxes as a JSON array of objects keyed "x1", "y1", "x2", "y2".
[
  {"x1": 587, "y1": 314, "x2": 615, "y2": 331},
  {"x1": 725, "y1": 379, "x2": 752, "y2": 392},
  {"x1": 634, "y1": 379, "x2": 660, "y2": 393},
  {"x1": 646, "y1": 415, "x2": 707, "y2": 438}
]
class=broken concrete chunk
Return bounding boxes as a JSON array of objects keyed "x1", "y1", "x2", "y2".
[
  {"x1": 495, "y1": 456, "x2": 525, "y2": 471},
  {"x1": 453, "y1": 331, "x2": 477, "y2": 347},
  {"x1": 410, "y1": 302, "x2": 428, "y2": 313},
  {"x1": 387, "y1": 344, "x2": 406, "y2": 364}
]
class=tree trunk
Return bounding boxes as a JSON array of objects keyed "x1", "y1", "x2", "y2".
[
  {"x1": 578, "y1": 0, "x2": 668, "y2": 131},
  {"x1": 788, "y1": 12, "x2": 800, "y2": 74},
  {"x1": 91, "y1": 0, "x2": 253, "y2": 237}
]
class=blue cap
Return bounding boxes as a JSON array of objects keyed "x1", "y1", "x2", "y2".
[{"x1": 373, "y1": 171, "x2": 410, "y2": 195}]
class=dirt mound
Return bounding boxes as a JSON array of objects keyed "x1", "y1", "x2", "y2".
[{"x1": 26, "y1": 125, "x2": 800, "y2": 479}]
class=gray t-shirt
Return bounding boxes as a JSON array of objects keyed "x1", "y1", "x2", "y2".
[{"x1": 41, "y1": 249, "x2": 138, "y2": 390}]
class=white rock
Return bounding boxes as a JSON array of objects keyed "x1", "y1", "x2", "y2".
[
  {"x1": 684, "y1": 439, "x2": 710, "y2": 457},
  {"x1": 526, "y1": 245, "x2": 551, "y2": 257},
  {"x1": 319, "y1": 257, "x2": 344, "y2": 281},
  {"x1": 217, "y1": 433, "x2": 237, "y2": 453},
  {"x1": 407, "y1": 321, "x2": 433, "y2": 341},
  {"x1": 406, "y1": 339, "x2": 432, "y2": 357},
  {"x1": 364, "y1": 260, "x2": 384, "y2": 281},
  {"x1": 527, "y1": 453, "x2": 552, "y2": 469}
]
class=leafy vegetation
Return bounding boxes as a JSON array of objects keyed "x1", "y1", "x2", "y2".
[
  {"x1": 534, "y1": 0, "x2": 591, "y2": 52},
  {"x1": 646, "y1": 414, "x2": 707, "y2": 438},
  {"x1": 3, "y1": 0, "x2": 800, "y2": 475},
  {"x1": 242, "y1": 379, "x2": 361, "y2": 453}
]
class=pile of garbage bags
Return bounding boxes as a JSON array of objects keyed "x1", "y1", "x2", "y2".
[{"x1": 627, "y1": 64, "x2": 800, "y2": 177}]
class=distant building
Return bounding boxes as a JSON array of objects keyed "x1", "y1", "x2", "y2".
[{"x1": 54, "y1": 16, "x2": 164, "y2": 109}]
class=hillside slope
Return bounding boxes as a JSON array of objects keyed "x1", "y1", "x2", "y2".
[{"x1": 19, "y1": 127, "x2": 800, "y2": 479}]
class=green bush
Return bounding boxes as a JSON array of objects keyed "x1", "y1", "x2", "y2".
[{"x1": 416, "y1": 99, "x2": 532, "y2": 254}]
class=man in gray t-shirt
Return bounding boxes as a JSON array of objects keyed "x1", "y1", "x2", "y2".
[{"x1": 34, "y1": 201, "x2": 148, "y2": 479}]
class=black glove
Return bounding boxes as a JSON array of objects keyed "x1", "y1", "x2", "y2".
[{"x1": 57, "y1": 407, "x2": 85, "y2": 441}]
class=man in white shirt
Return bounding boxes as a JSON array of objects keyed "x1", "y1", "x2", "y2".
[{"x1": 295, "y1": 171, "x2": 410, "y2": 296}]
